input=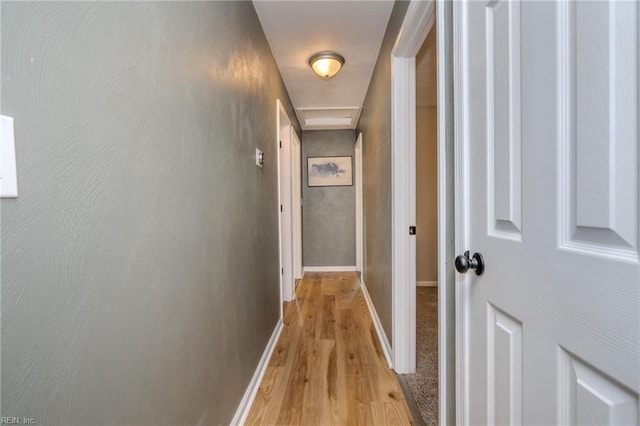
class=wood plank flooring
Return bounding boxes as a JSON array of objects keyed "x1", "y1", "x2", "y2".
[{"x1": 246, "y1": 272, "x2": 414, "y2": 425}]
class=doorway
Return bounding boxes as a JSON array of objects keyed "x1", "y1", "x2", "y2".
[
  {"x1": 390, "y1": 1, "x2": 455, "y2": 425},
  {"x1": 277, "y1": 100, "x2": 301, "y2": 313},
  {"x1": 291, "y1": 130, "x2": 303, "y2": 281},
  {"x1": 402, "y1": 23, "x2": 439, "y2": 425},
  {"x1": 355, "y1": 132, "x2": 364, "y2": 274}
]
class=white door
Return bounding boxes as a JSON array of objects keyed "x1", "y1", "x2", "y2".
[
  {"x1": 355, "y1": 133, "x2": 363, "y2": 273},
  {"x1": 278, "y1": 101, "x2": 294, "y2": 303},
  {"x1": 456, "y1": 1, "x2": 639, "y2": 424},
  {"x1": 291, "y1": 129, "x2": 303, "y2": 280}
]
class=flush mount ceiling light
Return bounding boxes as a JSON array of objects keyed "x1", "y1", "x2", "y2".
[{"x1": 308, "y1": 51, "x2": 345, "y2": 80}]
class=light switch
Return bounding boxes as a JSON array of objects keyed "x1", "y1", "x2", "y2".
[
  {"x1": 256, "y1": 148, "x2": 265, "y2": 168},
  {"x1": 1, "y1": 115, "x2": 18, "y2": 198}
]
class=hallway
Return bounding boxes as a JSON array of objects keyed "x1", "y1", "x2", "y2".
[{"x1": 246, "y1": 272, "x2": 414, "y2": 425}]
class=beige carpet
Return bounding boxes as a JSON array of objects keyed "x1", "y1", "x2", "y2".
[{"x1": 401, "y1": 287, "x2": 438, "y2": 425}]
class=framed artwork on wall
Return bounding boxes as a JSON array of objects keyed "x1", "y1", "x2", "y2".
[{"x1": 307, "y1": 156, "x2": 353, "y2": 187}]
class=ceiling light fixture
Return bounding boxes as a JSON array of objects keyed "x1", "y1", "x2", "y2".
[{"x1": 308, "y1": 51, "x2": 345, "y2": 80}]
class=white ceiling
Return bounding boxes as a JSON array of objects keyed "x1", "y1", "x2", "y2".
[{"x1": 253, "y1": 0, "x2": 395, "y2": 130}]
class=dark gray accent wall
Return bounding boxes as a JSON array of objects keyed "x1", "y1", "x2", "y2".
[
  {"x1": 302, "y1": 130, "x2": 356, "y2": 267},
  {"x1": 1, "y1": 2, "x2": 298, "y2": 425},
  {"x1": 357, "y1": 1, "x2": 410, "y2": 343}
]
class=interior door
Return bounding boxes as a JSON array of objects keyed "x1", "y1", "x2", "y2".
[
  {"x1": 291, "y1": 129, "x2": 303, "y2": 280},
  {"x1": 355, "y1": 133, "x2": 363, "y2": 273},
  {"x1": 279, "y1": 119, "x2": 293, "y2": 302},
  {"x1": 457, "y1": 1, "x2": 639, "y2": 424}
]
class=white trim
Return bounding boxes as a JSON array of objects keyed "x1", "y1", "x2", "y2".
[
  {"x1": 360, "y1": 278, "x2": 393, "y2": 368},
  {"x1": 437, "y1": 1, "x2": 456, "y2": 425},
  {"x1": 355, "y1": 133, "x2": 364, "y2": 273},
  {"x1": 416, "y1": 281, "x2": 438, "y2": 287},
  {"x1": 277, "y1": 100, "x2": 294, "y2": 314},
  {"x1": 230, "y1": 320, "x2": 284, "y2": 426},
  {"x1": 291, "y1": 129, "x2": 304, "y2": 279},
  {"x1": 453, "y1": 2, "x2": 470, "y2": 424},
  {"x1": 303, "y1": 266, "x2": 357, "y2": 273},
  {"x1": 391, "y1": 0, "x2": 435, "y2": 375}
]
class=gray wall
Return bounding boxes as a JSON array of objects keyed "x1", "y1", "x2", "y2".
[
  {"x1": 302, "y1": 130, "x2": 356, "y2": 267},
  {"x1": 357, "y1": 1, "x2": 410, "y2": 343},
  {"x1": 1, "y1": 2, "x2": 298, "y2": 425}
]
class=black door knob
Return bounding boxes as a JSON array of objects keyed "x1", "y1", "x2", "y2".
[{"x1": 455, "y1": 250, "x2": 484, "y2": 276}]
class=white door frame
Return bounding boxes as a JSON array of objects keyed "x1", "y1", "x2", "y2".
[
  {"x1": 291, "y1": 129, "x2": 303, "y2": 280},
  {"x1": 355, "y1": 133, "x2": 364, "y2": 273},
  {"x1": 390, "y1": 0, "x2": 435, "y2": 372},
  {"x1": 391, "y1": 1, "x2": 455, "y2": 424},
  {"x1": 452, "y1": 3, "x2": 469, "y2": 423},
  {"x1": 277, "y1": 100, "x2": 294, "y2": 316}
]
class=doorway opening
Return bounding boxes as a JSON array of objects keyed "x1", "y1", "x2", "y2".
[
  {"x1": 390, "y1": 1, "x2": 454, "y2": 425},
  {"x1": 355, "y1": 132, "x2": 364, "y2": 275},
  {"x1": 277, "y1": 100, "x2": 302, "y2": 316},
  {"x1": 400, "y1": 22, "x2": 439, "y2": 425}
]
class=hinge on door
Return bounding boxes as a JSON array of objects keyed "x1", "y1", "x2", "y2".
[
  {"x1": 409, "y1": 226, "x2": 416, "y2": 235},
  {"x1": 282, "y1": 268, "x2": 284, "y2": 275},
  {"x1": 279, "y1": 140, "x2": 282, "y2": 148},
  {"x1": 280, "y1": 204, "x2": 283, "y2": 212}
]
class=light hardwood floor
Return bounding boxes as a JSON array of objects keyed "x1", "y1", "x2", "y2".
[{"x1": 246, "y1": 272, "x2": 414, "y2": 425}]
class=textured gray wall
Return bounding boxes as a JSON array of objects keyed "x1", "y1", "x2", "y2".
[
  {"x1": 302, "y1": 130, "x2": 356, "y2": 267},
  {"x1": 357, "y1": 1, "x2": 409, "y2": 343},
  {"x1": 1, "y1": 2, "x2": 298, "y2": 425}
]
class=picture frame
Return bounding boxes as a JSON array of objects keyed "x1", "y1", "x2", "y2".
[{"x1": 307, "y1": 156, "x2": 353, "y2": 187}]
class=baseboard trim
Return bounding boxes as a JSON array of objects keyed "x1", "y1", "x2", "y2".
[
  {"x1": 359, "y1": 278, "x2": 394, "y2": 369},
  {"x1": 303, "y1": 266, "x2": 357, "y2": 273},
  {"x1": 416, "y1": 280, "x2": 438, "y2": 287},
  {"x1": 230, "y1": 319, "x2": 283, "y2": 425}
]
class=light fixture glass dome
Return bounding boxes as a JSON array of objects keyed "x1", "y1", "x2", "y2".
[{"x1": 309, "y1": 51, "x2": 345, "y2": 80}]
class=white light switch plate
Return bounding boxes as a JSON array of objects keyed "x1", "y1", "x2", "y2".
[
  {"x1": 1, "y1": 115, "x2": 18, "y2": 198},
  {"x1": 256, "y1": 148, "x2": 264, "y2": 168}
]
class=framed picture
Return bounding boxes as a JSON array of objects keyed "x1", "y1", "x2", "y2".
[{"x1": 307, "y1": 156, "x2": 353, "y2": 187}]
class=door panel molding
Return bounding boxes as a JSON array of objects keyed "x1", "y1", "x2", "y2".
[
  {"x1": 557, "y1": 0, "x2": 639, "y2": 262},
  {"x1": 487, "y1": 304, "x2": 523, "y2": 426},
  {"x1": 558, "y1": 348, "x2": 639, "y2": 425},
  {"x1": 486, "y1": 0, "x2": 522, "y2": 241}
]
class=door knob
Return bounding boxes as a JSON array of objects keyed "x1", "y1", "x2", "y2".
[{"x1": 455, "y1": 250, "x2": 484, "y2": 275}]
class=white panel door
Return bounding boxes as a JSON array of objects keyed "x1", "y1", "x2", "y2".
[
  {"x1": 457, "y1": 1, "x2": 639, "y2": 424},
  {"x1": 278, "y1": 110, "x2": 293, "y2": 303},
  {"x1": 355, "y1": 133, "x2": 363, "y2": 273},
  {"x1": 291, "y1": 129, "x2": 303, "y2": 280}
]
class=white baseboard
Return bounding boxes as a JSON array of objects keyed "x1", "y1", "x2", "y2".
[
  {"x1": 303, "y1": 266, "x2": 357, "y2": 273},
  {"x1": 416, "y1": 280, "x2": 438, "y2": 287},
  {"x1": 230, "y1": 319, "x2": 284, "y2": 426},
  {"x1": 359, "y1": 278, "x2": 394, "y2": 369}
]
